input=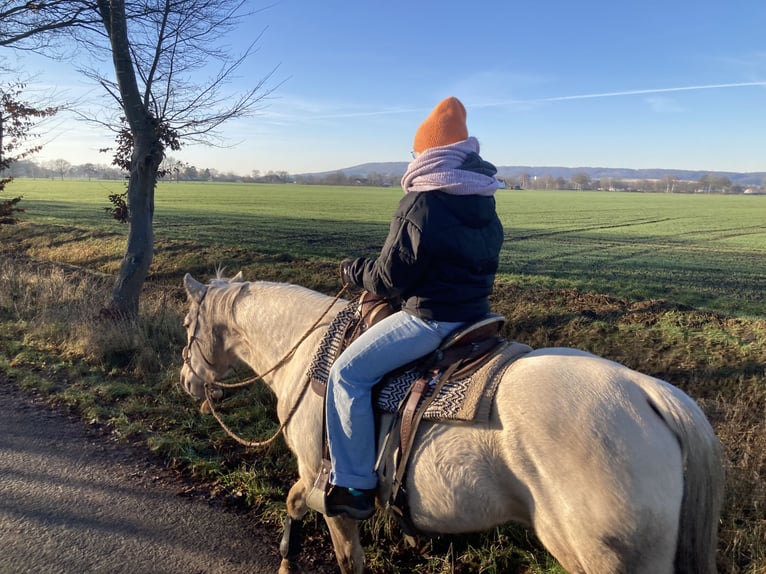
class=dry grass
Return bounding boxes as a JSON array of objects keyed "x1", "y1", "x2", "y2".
[
  {"x1": 714, "y1": 390, "x2": 766, "y2": 572},
  {"x1": 0, "y1": 253, "x2": 184, "y2": 376}
]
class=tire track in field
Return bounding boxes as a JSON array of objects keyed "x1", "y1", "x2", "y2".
[
  {"x1": 507, "y1": 217, "x2": 678, "y2": 242},
  {"x1": 512, "y1": 227, "x2": 766, "y2": 312},
  {"x1": 515, "y1": 241, "x2": 659, "y2": 277},
  {"x1": 672, "y1": 224, "x2": 766, "y2": 242},
  {"x1": 508, "y1": 218, "x2": 682, "y2": 273}
]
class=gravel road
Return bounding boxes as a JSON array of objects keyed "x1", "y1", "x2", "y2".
[{"x1": 0, "y1": 383, "x2": 294, "y2": 574}]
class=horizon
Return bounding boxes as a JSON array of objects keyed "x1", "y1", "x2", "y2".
[
  {"x1": 7, "y1": 1, "x2": 766, "y2": 175},
  {"x1": 15, "y1": 156, "x2": 765, "y2": 185}
]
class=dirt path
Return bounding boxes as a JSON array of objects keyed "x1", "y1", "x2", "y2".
[{"x1": 0, "y1": 383, "x2": 305, "y2": 574}]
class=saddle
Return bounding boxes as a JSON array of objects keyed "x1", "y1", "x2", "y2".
[{"x1": 307, "y1": 292, "x2": 508, "y2": 531}]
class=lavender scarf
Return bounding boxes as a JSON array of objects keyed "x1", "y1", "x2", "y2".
[{"x1": 400, "y1": 137, "x2": 500, "y2": 196}]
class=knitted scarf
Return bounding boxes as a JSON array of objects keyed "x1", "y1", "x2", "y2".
[{"x1": 400, "y1": 137, "x2": 500, "y2": 196}]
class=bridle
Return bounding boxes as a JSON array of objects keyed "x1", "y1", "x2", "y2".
[
  {"x1": 182, "y1": 288, "x2": 217, "y2": 374},
  {"x1": 182, "y1": 282, "x2": 349, "y2": 448}
]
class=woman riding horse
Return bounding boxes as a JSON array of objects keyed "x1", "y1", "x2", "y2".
[{"x1": 325, "y1": 96, "x2": 504, "y2": 519}]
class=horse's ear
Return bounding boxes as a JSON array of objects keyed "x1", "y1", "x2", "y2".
[
  {"x1": 184, "y1": 273, "x2": 207, "y2": 303},
  {"x1": 231, "y1": 271, "x2": 244, "y2": 283}
]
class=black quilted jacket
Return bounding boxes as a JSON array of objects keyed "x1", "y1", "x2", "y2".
[{"x1": 344, "y1": 189, "x2": 503, "y2": 322}]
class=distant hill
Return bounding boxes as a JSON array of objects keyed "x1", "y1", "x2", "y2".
[
  {"x1": 302, "y1": 163, "x2": 765, "y2": 187},
  {"x1": 494, "y1": 166, "x2": 766, "y2": 187}
]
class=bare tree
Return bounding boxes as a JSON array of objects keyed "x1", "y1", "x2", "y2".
[
  {"x1": 572, "y1": 172, "x2": 590, "y2": 190},
  {"x1": 159, "y1": 155, "x2": 185, "y2": 182},
  {"x1": 698, "y1": 174, "x2": 713, "y2": 193},
  {"x1": 1, "y1": 0, "x2": 278, "y2": 317},
  {"x1": 81, "y1": 162, "x2": 98, "y2": 180},
  {"x1": 0, "y1": 2, "x2": 102, "y2": 50},
  {"x1": 662, "y1": 175, "x2": 679, "y2": 193},
  {"x1": 49, "y1": 157, "x2": 71, "y2": 179}
]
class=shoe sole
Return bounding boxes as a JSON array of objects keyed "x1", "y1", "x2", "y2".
[{"x1": 326, "y1": 504, "x2": 375, "y2": 520}]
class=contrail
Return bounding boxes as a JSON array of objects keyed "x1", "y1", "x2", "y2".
[
  {"x1": 282, "y1": 81, "x2": 766, "y2": 122},
  {"x1": 533, "y1": 81, "x2": 766, "y2": 103}
]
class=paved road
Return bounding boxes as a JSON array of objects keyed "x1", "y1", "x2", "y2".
[{"x1": 0, "y1": 383, "x2": 295, "y2": 574}]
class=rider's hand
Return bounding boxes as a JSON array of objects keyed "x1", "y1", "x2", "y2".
[{"x1": 339, "y1": 258, "x2": 354, "y2": 285}]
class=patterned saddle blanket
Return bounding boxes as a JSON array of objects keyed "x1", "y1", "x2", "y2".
[{"x1": 307, "y1": 301, "x2": 532, "y2": 423}]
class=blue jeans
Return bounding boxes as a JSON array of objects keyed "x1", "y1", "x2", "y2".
[{"x1": 326, "y1": 310, "x2": 463, "y2": 490}]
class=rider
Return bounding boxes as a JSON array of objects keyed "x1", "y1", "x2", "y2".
[{"x1": 325, "y1": 96, "x2": 504, "y2": 519}]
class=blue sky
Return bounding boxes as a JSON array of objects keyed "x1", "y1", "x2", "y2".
[{"x1": 13, "y1": 0, "x2": 766, "y2": 175}]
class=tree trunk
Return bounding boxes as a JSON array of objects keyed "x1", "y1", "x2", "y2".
[
  {"x1": 108, "y1": 130, "x2": 161, "y2": 317},
  {"x1": 99, "y1": 0, "x2": 164, "y2": 318}
]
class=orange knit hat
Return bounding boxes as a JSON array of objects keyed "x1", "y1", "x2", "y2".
[{"x1": 413, "y1": 96, "x2": 468, "y2": 154}]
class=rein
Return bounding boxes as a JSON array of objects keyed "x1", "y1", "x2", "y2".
[{"x1": 185, "y1": 283, "x2": 349, "y2": 448}]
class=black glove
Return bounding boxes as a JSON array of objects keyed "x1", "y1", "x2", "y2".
[{"x1": 339, "y1": 258, "x2": 354, "y2": 286}]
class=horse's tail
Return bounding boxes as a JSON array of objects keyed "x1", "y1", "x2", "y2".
[{"x1": 640, "y1": 378, "x2": 724, "y2": 574}]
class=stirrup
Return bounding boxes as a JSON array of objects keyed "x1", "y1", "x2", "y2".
[{"x1": 305, "y1": 459, "x2": 331, "y2": 515}]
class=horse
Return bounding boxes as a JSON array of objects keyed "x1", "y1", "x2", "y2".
[{"x1": 179, "y1": 272, "x2": 724, "y2": 574}]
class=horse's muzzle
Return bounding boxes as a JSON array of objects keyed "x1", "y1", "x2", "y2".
[{"x1": 179, "y1": 363, "x2": 206, "y2": 400}]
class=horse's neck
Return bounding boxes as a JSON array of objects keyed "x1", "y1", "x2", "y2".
[{"x1": 233, "y1": 282, "x2": 341, "y2": 384}]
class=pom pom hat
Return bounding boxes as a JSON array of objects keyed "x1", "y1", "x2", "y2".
[{"x1": 413, "y1": 96, "x2": 468, "y2": 154}]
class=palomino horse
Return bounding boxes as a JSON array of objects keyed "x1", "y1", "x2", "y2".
[{"x1": 179, "y1": 273, "x2": 724, "y2": 574}]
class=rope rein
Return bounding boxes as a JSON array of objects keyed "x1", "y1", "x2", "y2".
[{"x1": 192, "y1": 283, "x2": 350, "y2": 448}]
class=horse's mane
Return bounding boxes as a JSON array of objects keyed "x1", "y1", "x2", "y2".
[
  {"x1": 205, "y1": 275, "x2": 341, "y2": 326},
  {"x1": 201, "y1": 279, "x2": 246, "y2": 327},
  {"x1": 249, "y1": 281, "x2": 342, "y2": 309}
]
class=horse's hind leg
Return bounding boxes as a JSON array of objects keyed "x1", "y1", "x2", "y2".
[
  {"x1": 324, "y1": 514, "x2": 364, "y2": 574},
  {"x1": 536, "y1": 515, "x2": 676, "y2": 574},
  {"x1": 278, "y1": 481, "x2": 310, "y2": 574}
]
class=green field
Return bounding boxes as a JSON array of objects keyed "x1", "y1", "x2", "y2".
[
  {"x1": 9, "y1": 179, "x2": 766, "y2": 316},
  {"x1": 3, "y1": 178, "x2": 765, "y2": 572}
]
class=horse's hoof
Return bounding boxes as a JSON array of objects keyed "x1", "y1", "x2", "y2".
[{"x1": 278, "y1": 558, "x2": 296, "y2": 574}]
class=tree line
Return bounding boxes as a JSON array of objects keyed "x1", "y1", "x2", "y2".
[
  {"x1": 9, "y1": 157, "x2": 764, "y2": 194},
  {"x1": 5, "y1": 157, "x2": 293, "y2": 184},
  {"x1": 503, "y1": 172, "x2": 763, "y2": 194},
  {"x1": 302, "y1": 170, "x2": 763, "y2": 194}
]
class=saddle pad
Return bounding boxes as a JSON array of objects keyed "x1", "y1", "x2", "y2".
[
  {"x1": 307, "y1": 301, "x2": 533, "y2": 423},
  {"x1": 376, "y1": 341, "x2": 532, "y2": 422},
  {"x1": 306, "y1": 298, "x2": 360, "y2": 389}
]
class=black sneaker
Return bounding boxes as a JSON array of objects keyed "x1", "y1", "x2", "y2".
[{"x1": 325, "y1": 486, "x2": 376, "y2": 520}]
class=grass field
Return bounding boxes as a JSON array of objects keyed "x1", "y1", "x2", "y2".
[
  {"x1": 10, "y1": 178, "x2": 766, "y2": 316},
  {"x1": 2, "y1": 178, "x2": 765, "y2": 572}
]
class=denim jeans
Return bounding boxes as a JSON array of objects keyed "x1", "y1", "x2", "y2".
[{"x1": 326, "y1": 310, "x2": 464, "y2": 490}]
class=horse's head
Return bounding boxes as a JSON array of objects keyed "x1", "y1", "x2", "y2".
[{"x1": 179, "y1": 272, "x2": 245, "y2": 401}]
